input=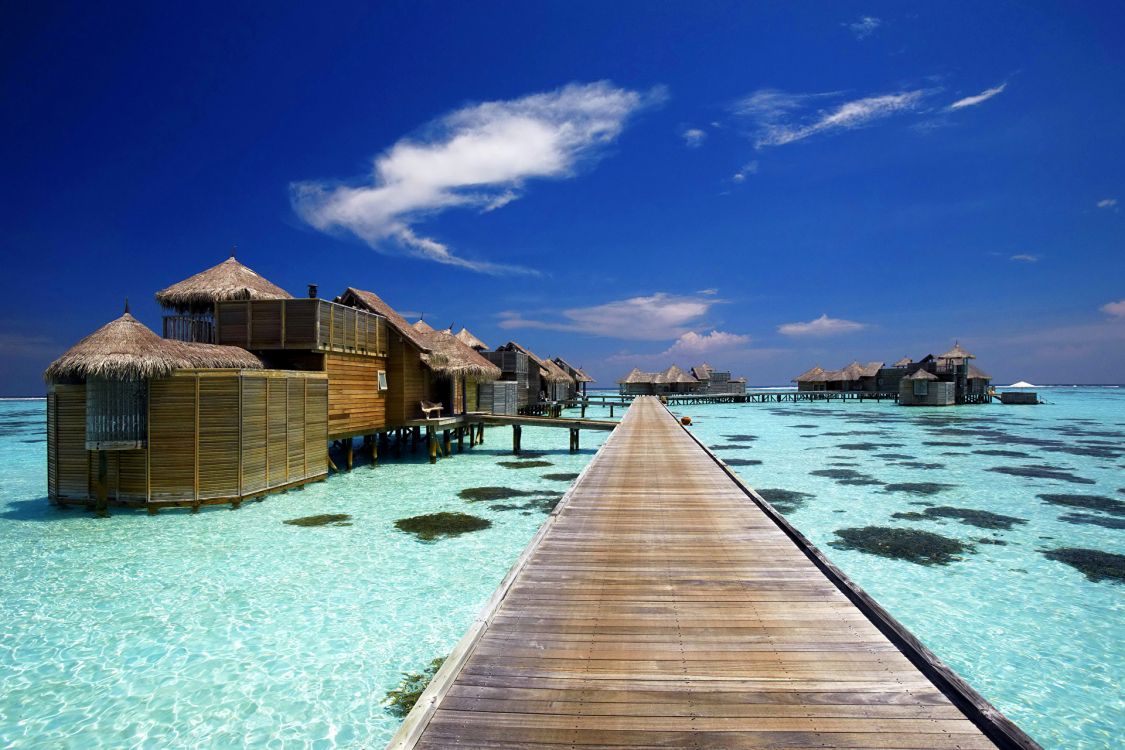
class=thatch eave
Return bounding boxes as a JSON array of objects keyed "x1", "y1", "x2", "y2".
[{"x1": 154, "y1": 256, "x2": 292, "y2": 314}]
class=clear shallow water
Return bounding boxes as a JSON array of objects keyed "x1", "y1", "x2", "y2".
[
  {"x1": 1, "y1": 391, "x2": 1122, "y2": 748},
  {"x1": 662, "y1": 388, "x2": 1124, "y2": 750},
  {"x1": 0, "y1": 403, "x2": 608, "y2": 748}
]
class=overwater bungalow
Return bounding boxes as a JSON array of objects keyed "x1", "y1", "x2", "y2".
[
  {"x1": 690, "y1": 363, "x2": 747, "y2": 395},
  {"x1": 794, "y1": 346, "x2": 993, "y2": 404},
  {"x1": 552, "y1": 356, "x2": 594, "y2": 399},
  {"x1": 46, "y1": 306, "x2": 327, "y2": 511},
  {"x1": 794, "y1": 361, "x2": 884, "y2": 392},
  {"x1": 618, "y1": 364, "x2": 702, "y2": 396},
  {"x1": 487, "y1": 341, "x2": 574, "y2": 408}
]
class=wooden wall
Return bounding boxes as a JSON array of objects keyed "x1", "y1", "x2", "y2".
[
  {"x1": 465, "y1": 378, "x2": 478, "y2": 413},
  {"x1": 47, "y1": 370, "x2": 328, "y2": 507},
  {"x1": 386, "y1": 334, "x2": 431, "y2": 424},
  {"x1": 325, "y1": 352, "x2": 387, "y2": 438}
]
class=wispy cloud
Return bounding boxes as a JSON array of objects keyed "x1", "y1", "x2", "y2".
[
  {"x1": 660, "y1": 330, "x2": 749, "y2": 358},
  {"x1": 498, "y1": 292, "x2": 720, "y2": 340},
  {"x1": 1097, "y1": 198, "x2": 1118, "y2": 209},
  {"x1": 1010, "y1": 253, "x2": 1040, "y2": 263},
  {"x1": 1102, "y1": 299, "x2": 1125, "y2": 318},
  {"x1": 948, "y1": 82, "x2": 1007, "y2": 110},
  {"x1": 845, "y1": 16, "x2": 882, "y2": 39},
  {"x1": 681, "y1": 127, "x2": 706, "y2": 148},
  {"x1": 292, "y1": 81, "x2": 661, "y2": 274},
  {"x1": 732, "y1": 161, "x2": 759, "y2": 182},
  {"x1": 734, "y1": 88, "x2": 927, "y2": 148},
  {"x1": 778, "y1": 314, "x2": 866, "y2": 337}
]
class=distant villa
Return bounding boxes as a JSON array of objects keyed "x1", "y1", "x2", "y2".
[
  {"x1": 617, "y1": 363, "x2": 747, "y2": 397},
  {"x1": 793, "y1": 343, "x2": 993, "y2": 406}
]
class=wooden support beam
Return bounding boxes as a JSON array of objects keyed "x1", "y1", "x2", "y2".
[
  {"x1": 427, "y1": 426, "x2": 437, "y2": 464},
  {"x1": 457, "y1": 427, "x2": 464, "y2": 453},
  {"x1": 346, "y1": 438, "x2": 354, "y2": 471},
  {"x1": 95, "y1": 450, "x2": 108, "y2": 516},
  {"x1": 371, "y1": 434, "x2": 379, "y2": 466},
  {"x1": 478, "y1": 423, "x2": 485, "y2": 444},
  {"x1": 442, "y1": 429, "x2": 451, "y2": 457},
  {"x1": 512, "y1": 424, "x2": 521, "y2": 455},
  {"x1": 395, "y1": 429, "x2": 403, "y2": 457},
  {"x1": 412, "y1": 426, "x2": 421, "y2": 452}
]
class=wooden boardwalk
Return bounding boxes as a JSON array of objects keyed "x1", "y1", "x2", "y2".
[{"x1": 390, "y1": 396, "x2": 1038, "y2": 750}]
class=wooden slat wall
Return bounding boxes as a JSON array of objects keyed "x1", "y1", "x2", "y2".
[
  {"x1": 46, "y1": 391, "x2": 58, "y2": 498},
  {"x1": 325, "y1": 352, "x2": 387, "y2": 438},
  {"x1": 149, "y1": 376, "x2": 197, "y2": 502},
  {"x1": 305, "y1": 378, "x2": 329, "y2": 472},
  {"x1": 52, "y1": 385, "x2": 89, "y2": 499},
  {"x1": 386, "y1": 335, "x2": 431, "y2": 424},
  {"x1": 198, "y1": 376, "x2": 240, "y2": 499},
  {"x1": 267, "y1": 377, "x2": 288, "y2": 487},
  {"x1": 465, "y1": 378, "x2": 478, "y2": 413},
  {"x1": 287, "y1": 378, "x2": 306, "y2": 480},
  {"x1": 240, "y1": 376, "x2": 268, "y2": 495}
]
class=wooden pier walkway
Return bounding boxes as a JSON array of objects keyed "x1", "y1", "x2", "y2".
[{"x1": 390, "y1": 396, "x2": 1038, "y2": 750}]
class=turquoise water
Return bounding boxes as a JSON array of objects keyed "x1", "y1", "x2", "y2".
[
  {"x1": 0, "y1": 403, "x2": 609, "y2": 748},
  {"x1": 1, "y1": 390, "x2": 1122, "y2": 748}
]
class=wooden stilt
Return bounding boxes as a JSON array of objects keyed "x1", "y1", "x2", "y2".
[
  {"x1": 395, "y1": 429, "x2": 404, "y2": 457},
  {"x1": 479, "y1": 423, "x2": 485, "y2": 444},
  {"x1": 513, "y1": 424, "x2": 521, "y2": 455},
  {"x1": 457, "y1": 427, "x2": 464, "y2": 453},
  {"x1": 428, "y1": 426, "x2": 438, "y2": 464},
  {"x1": 328, "y1": 454, "x2": 338, "y2": 472},
  {"x1": 346, "y1": 438, "x2": 354, "y2": 471},
  {"x1": 371, "y1": 434, "x2": 378, "y2": 466},
  {"x1": 95, "y1": 450, "x2": 108, "y2": 516},
  {"x1": 147, "y1": 505, "x2": 158, "y2": 515},
  {"x1": 569, "y1": 428, "x2": 580, "y2": 453},
  {"x1": 610, "y1": 403, "x2": 614, "y2": 418},
  {"x1": 443, "y1": 429, "x2": 452, "y2": 456},
  {"x1": 412, "y1": 426, "x2": 421, "y2": 452}
]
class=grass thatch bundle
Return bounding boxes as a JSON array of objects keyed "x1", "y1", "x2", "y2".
[
  {"x1": 420, "y1": 330, "x2": 501, "y2": 380},
  {"x1": 455, "y1": 327, "x2": 489, "y2": 351},
  {"x1": 45, "y1": 312, "x2": 262, "y2": 381},
  {"x1": 155, "y1": 256, "x2": 292, "y2": 314}
]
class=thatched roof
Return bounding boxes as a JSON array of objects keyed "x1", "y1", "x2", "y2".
[
  {"x1": 618, "y1": 367, "x2": 651, "y2": 384},
  {"x1": 418, "y1": 330, "x2": 501, "y2": 381},
  {"x1": 938, "y1": 342, "x2": 975, "y2": 361},
  {"x1": 691, "y1": 363, "x2": 714, "y2": 380},
  {"x1": 793, "y1": 366, "x2": 826, "y2": 383},
  {"x1": 905, "y1": 368, "x2": 938, "y2": 380},
  {"x1": 412, "y1": 319, "x2": 435, "y2": 333},
  {"x1": 659, "y1": 365, "x2": 697, "y2": 384},
  {"x1": 541, "y1": 358, "x2": 575, "y2": 385},
  {"x1": 337, "y1": 288, "x2": 432, "y2": 352},
  {"x1": 553, "y1": 356, "x2": 594, "y2": 383},
  {"x1": 859, "y1": 361, "x2": 883, "y2": 378},
  {"x1": 456, "y1": 327, "x2": 489, "y2": 351},
  {"x1": 45, "y1": 312, "x2": 261, "y2": 381},
  {"x1": 155, "y1": 256, "x2": 292, "y2": 313},
  {"x1": 893, "y1": 357, "x2": 913, "y2": 367},
  {"x1": 967, "y1": 364, "x2": 992, "y2": 380}
]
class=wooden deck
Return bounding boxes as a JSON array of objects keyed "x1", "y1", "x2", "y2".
[{"x1": 390, "y1": 396, "x2": 1038, "y2": 750}]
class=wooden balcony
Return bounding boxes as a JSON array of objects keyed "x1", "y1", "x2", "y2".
[{"x1": 214, "y1": 299, "x2": 388, "y2": 356}]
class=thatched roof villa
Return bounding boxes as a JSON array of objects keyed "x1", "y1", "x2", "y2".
[
  {"x1": 46, "y1": 305, "x2": 326, "y2": 510},
  {"x1": 793, "y1": 343, "x2": 994, "y2": 405},
  {"x1": 48, "y1": 251, "x2": 593, "y2": 510},
  {"x1": 456, "y1": 328, "x2": 489, "y2": 352},
  {"x1": 154, "y1": 252, "x2": 293, "y2": 343},
  {"x1": 619, "y1": 363, "x2": 746, "y2": 396}
]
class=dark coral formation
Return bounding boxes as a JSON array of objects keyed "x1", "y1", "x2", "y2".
[
  {"x1": 394, "y1": 512, "x2": 492, "y2": 541},
  {"x1": 497, "y1": 460, "x2": 554, "y2": 469},
  {"x1": 755, "y1": 488, "x2": 814, "y2": 514},
  {"x1": 384, "y1": 657, "x2": 446, "y2": 717},
  {"x1": 831, "y1": 526, "x2": 973, "y2": 566},
  {"x1": 724, "y1": 458, "x2": 762, "y2": 467},
  {"x1": 542, "y1": 472, "x2": 580, "y2": 482},
  {"x1": 1038, "y1": 493, "x2": 1125, "y2": 516},
  {"x1": 892, "y1": 506, "x2": 1026, "y2": 530},
  {"x1": 882, "y1": 482, "x2": 957, "y2": 496},
  {"x1": 1042, "y1": 548, "x2": 1125, "y2": 584},
  {"x1": 988, "y1": 466, "x2": 1095, "y2": 484},
  {"x1": 282, "y1": 514, "x2": 352, "y2": 527},
  {"x1": 459, "y1": 486, "x2": 538, "y2": 502}
]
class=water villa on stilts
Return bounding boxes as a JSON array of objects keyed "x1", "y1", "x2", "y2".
[{"x1": 45, "y1": 252, "x2": 595, "y2": 513}]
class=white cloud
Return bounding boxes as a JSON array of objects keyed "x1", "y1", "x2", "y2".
[
  {"x1": 1102, "y1": 299, "x2": 1125, "y2": 318},
  {"x1": 660, "y1": 330, "x2": 750, "y2": 357},
  {"x1": 778, "y1": 314, "x2": 866, "y2": 337},
  {"x1": 682, "y1": 128, "x2": 706, "y2": 147},
  {"x1": 734, "y1": 88, "x2": 926, "y2": 148},
  {"x1": 948, "y1": 83, "x2": 1006, "y2": 110},
  {"x1": 498, "y1": 292, "x2": 720, "y2": 340},
  {"x1": 1010, "y1": 254, "x2": 1040, "y2": 263},
  {"x1": 732, "y1": 161, "x2": 759, "y2": 182},
  {"x1": 846, "y1": 16, "x2": 882, "y2": 39},
  {"x1": 292, "y1": 81, "x2": 661, "y2": 274},
  {"x1": 1097, "y1": 198, "x2": 1118, "y2": 209}
]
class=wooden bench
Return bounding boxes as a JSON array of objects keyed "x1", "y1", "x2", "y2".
[{"x1": 420, "y1": 400, "x2": 444, "y2": 419}]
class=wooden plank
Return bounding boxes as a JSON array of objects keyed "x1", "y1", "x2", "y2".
[{"x1": 392, "y1": 396, "x2": 1038, "y2": 750}]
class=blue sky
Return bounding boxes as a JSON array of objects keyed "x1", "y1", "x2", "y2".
[{"x1": 2, "y1": 1, "x2": 1123, "y2": 395}]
